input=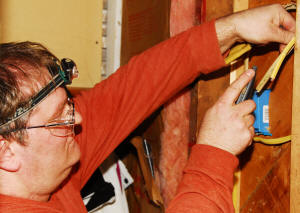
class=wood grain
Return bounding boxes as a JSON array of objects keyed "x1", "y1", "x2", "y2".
[
  {"x1": 239, "y1": 1, "x2": 294, "y2": 212},
  {"x1": 290, "y1": 1, "x2": 300, "y2": 212}
]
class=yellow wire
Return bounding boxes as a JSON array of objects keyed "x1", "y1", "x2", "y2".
[
  {"x1": 255, "y1": 56, "x2": 280, "y2": 92},
  {"x1": 225, "y1": 43, "x2": 252, "y2": 64},
  {"x1": 253, "y1": 135, "x2": 291, "y2": 145},
  {"x1": 270, "y1": 36, "x2": 295, "y2": 80}
]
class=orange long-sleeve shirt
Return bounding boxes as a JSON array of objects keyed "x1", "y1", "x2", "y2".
[{"x1": 0, "y1": 20, "x2": 238, "y2": 213}]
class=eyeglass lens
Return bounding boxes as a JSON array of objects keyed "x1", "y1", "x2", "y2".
[{"x1": 47, "y1": 99, "x2": 75, "y2": 137}]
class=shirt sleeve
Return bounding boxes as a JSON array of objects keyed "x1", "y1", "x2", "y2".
[
  {"x1": 166, "y1": 144, "x2": 239, "y2": 213},
  {"x1": 73, "y1": 20, "x2": 226, "y2": 188}
]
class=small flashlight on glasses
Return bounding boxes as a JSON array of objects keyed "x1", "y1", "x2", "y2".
[{"x1": 60, "y1": 58, "x2": 79, "y2": 85}]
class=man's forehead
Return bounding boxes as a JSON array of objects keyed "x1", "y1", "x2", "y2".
[
  {"x1": 31, "y1": 87, "x2": 67, "y2": 118},
  {"x1": 17, "y1": 66, "x2": 52, "y2": 98}
]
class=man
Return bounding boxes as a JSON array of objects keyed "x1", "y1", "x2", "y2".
[{"x1": 0, "y1": 4, "x2": 295, "y2": 213}]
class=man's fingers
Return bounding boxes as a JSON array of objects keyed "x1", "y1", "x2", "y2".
[
  {"x1": 235, "y1": 99, "x2": 256, "y2": 115},
  {"x1": 219, "y1": 69, "x2": 255, "y2": 104},
  {"x1": 272, "y1": 26, "x2": 295, "y2": 46},
  {"x1": 279, "y1": 6, "x2": 296, "y2": 33},
  {"x1": 248, "y1": 126, "x2": 255, "y2": 146},
  {"x1": 244, "y1": 114, "x2": 255, "y2": 128},
  {"x1": 272, "y1": 5, "x2": 295, "y2": 45}
]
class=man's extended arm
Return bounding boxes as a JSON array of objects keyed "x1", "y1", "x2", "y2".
[{"x1": 166, "y1": 4, "x2": 295, "y2": 212}]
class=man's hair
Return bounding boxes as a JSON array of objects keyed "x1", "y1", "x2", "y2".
[{"x1": 0, "y1": 41, "x2": 59, "y2": 143}]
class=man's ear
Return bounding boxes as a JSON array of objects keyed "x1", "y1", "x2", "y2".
[{"x1": 0, "y1": 137, "x2": 21, "y2": 172}]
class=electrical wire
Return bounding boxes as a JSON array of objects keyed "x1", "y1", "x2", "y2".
[
  {"x1": 253, "y1": 135, "x2": 291, "y2": 145},
  {"x1": 225, "y1": 43, "x2": 252, "y2": 65}
]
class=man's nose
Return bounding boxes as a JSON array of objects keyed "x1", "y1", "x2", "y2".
[{"x1": 75, "y1": 110, "x2": 82, "y2": 124}]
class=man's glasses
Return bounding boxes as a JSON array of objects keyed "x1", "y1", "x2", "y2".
[
  {"x1": 25, "y1": 98, "x2": 75, "y2": 137},
  {"x1": 0, "y1": 58, "x2": 78, "y2": 131}
]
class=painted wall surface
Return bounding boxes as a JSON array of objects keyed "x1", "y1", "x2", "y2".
[{"x1": 0, "y1": 0, "x2": 102, "y2": 88}]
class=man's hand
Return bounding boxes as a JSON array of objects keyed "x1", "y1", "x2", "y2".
[
  {"x1": 197, "y1": 69, "x2": 256, "y2": 155},
  {"x1": 215, "y1": 4, "x2": 295, "y2": 53}
]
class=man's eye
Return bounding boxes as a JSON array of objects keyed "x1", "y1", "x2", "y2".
[{"x1": 57, "y1": 104, "x2": 69, "y2": 119}]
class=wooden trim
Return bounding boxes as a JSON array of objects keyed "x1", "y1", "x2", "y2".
[
  {"x1": 106, "y1": 0, "x2": 123, "y2": 77},
  {"x1": 290, "y1": 1, "x2": 300, "y2": 212},
  {"x1": 231, "y1": 58, "x2": 248, "y2": 213},
  {"x1": 231, "y1": 1, "x2": 248, "y2": 212},
  {"x1": 233, "y1": 0, "x2": 248, "y2": 12}
]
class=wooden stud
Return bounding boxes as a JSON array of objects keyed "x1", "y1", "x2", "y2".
[
  {"x1": 233, "y1": 0, "x2": 249, "y2": 12},
  {"x1": 232, "y1": 1, "x2": 248, "y2": 212},
  {"x1": 291, "y1": 1, "x2": 300, "y2": 212}
]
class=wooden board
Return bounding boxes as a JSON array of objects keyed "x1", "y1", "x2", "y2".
[
  {"x1": 241, "y1": 144, "x2": 290, "y2": 212},
  {"x1": 291, "y1": 1, "x2": 300, "y2": 212},
  {"x1": 120, "y1": 0, "x2": 170, "y2": 212},
  {"x1": 231, "y1": 1, "x2": 249, "y2": 211}
]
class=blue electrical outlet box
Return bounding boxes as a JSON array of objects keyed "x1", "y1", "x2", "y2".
[{"x1": 253, "y1": 89, "x2": 272, "y2": 136}]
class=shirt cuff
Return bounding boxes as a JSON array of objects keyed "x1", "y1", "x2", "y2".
[{"x1": 185, "y1": 144, "x2": 239, "y2": 186}]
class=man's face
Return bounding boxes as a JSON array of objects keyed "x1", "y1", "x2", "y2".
[{"x1": 12, "y1": 86, "x2": 82, "y2": 197}]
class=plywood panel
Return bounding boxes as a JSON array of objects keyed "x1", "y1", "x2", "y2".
[
  {"x1": 195, "y1": 0, "x2": 233, "y2": 139},
  {"x1": 239, "y1": 1, "x2": 294, "y2": 212},
  {"x1": 120, "y1": 0, "x2": 170, "y2": 212},
  {"x1": 241, "y1": 145, "x2": 290, "y2": 212},
  {"x1": 206, "y1": 0, "x2": 233, "y2": 21},
  {"x1": 240, "y1": 143, "x2": 290, "y2": 212},
  {"x1": 121, "y1": 0, "x2": 170, "y2": 66}
]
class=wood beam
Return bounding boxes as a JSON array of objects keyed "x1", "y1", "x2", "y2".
[
  {"x1": 291, "y1": 1, "x2": 300, "y2": 212},
  {"x1": 230, "y1": 50, "x2": 249, "y2": 213},
  {"x1": 233, "y1": 0, "x2": 249, "y2": 12},
  {"x1": 232, "y1": 1, "x2": 248, "y2": 212}
]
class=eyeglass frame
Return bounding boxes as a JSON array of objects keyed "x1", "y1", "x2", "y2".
[
  {"x1": 6, "y1": 96, "x2": 75, "y2": 137},
  {"x1": 25, "y1": 97, "x2": 75, "y2": 137}
]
